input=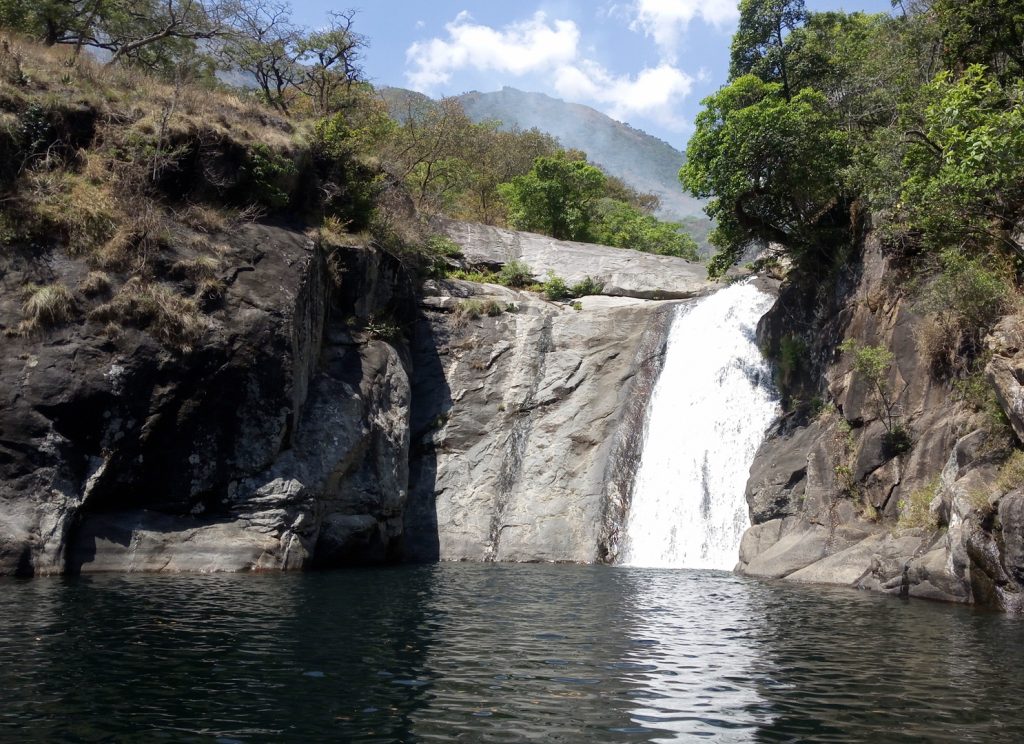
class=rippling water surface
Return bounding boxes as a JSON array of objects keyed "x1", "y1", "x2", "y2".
[{"x1": 2, "y1": 565, "x2": 1024, "y2": 742}]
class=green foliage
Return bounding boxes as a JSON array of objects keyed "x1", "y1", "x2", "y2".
[
  {"x1": 541, "y1": 271, "x2": 571, "y2": 301},
  {"x1": 591, "y1": 200, "x2": 700, "y2": 259},
  {"x1": 917, "y1": 249, "x2": 1017, "y2": 374},
  {"x1": 681, "y1": 76, "x2": 851, "y2": 277},
  {"x1": 497, "y1": 259, "x2": 534, "y2": 288},
  {"x1": 499, "y1": 152, "x2": 606, "y2": 241},
  {"x1": 954, "y1": 371, "x2": 1012, "y2": 438},
  {"x1": 541, "y1": 272, "x2": 604, "y2": 301},
  {"x1": 934, "y1": 0, "x2": 1024, "y2": 82},
  {"x1": 776, "y1": 334, "x2": 806, "y2": 392},
  {"x1": 900, "y1": 66, "x2": 1024, "y2": 256},
  {"x1": 569, "y1": 276, "x2": 603, "y2": 297},
  {"x1": 364, "y1": 315, "x2": 401, "y2": 341},
  {"x1": 242, "y1": 143, "x2": 296, "y2": 209},
  {"x1": 729, "y1": 0, "x2": 808, "y2": 98},
  {"x1": 448, "y1": 268, "x2": 499, "y2": 284}
]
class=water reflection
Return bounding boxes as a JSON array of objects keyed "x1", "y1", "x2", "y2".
[
  {"x1": 2, "y1": 566, "x2": 1024, "y2": 742},
  {"x1": 619, "y1": 570, "x2": 771, "y2": 742}
]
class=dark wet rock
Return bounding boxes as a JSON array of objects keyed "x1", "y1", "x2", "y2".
[{"x1": 0, "y1": 223, "x2": 413, "y2": 575}]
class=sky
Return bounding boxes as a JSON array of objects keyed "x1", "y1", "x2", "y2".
[{"x1": 291, "y1": 0, "x2": 895, "y2": 151}]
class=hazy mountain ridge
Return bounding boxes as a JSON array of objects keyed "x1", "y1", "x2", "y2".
[{"x1": 379, "y1": 86, "x2": 709, "y2": 228}]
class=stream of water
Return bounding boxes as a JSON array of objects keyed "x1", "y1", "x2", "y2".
[{"x1": 623, "y1": 282, "x2": 780, "y2": 569}]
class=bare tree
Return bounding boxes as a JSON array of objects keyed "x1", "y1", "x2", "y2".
[
  {"x1": 294, "y1": 9, "x2": 366, "y2": 115},
  {"x1": 220, "y1": 0, "x2": 299, "y2": 113}
]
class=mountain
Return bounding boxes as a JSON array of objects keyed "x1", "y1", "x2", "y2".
[
  {"x1": 458, "y1": 87, "x2": 706, "y2": 222},
  {"x1": 379, "y1": 86, "x2": 709, "y2": 232}
]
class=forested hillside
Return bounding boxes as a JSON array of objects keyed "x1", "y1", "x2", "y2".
[
  {"x1": 683, "y1": 0, "x2": 1024, "y2": 387},
  {"x1": 380, "y1": 85, "x2": 713, "y2": 254}
]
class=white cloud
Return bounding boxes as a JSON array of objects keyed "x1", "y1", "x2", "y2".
[
  {"x1": 555, "y1": 61, "x2": 694, "y2": 130},
  {"x1": 406, "y1": 11, "x2": 580, "y2": 90},
  {"x1": 630, "y1": 0, "x2": 739, "y2": 61},
  {"x1": 403, "y1": 7, "x2": 699, "y2": 133}
]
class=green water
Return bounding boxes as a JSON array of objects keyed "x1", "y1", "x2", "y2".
[{"x1": 1, "y1": 564, "x2": 1022, "y2": 742}]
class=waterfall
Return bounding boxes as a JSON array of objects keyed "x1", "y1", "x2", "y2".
[{"x1": 622, "y1": 281, "x2": 780, "y2": 570}]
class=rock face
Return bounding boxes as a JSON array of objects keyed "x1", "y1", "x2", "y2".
[
  {"x1": 403, "y1": 286, "x2": 678, "y2": 562},
  {"x1": 1, "y1": 223, "x2": 414, "y2": 575},
  {"x1": 738, "y1": 234, "x2": 1024, "y2": 611},
  {"x1": 2, "y1": 218, "x2": 713, "y2": 575},
  {"x1": 441, "y1": 220, "x2": 709, "y2": 300}
]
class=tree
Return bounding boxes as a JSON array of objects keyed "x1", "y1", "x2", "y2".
[
  {"x1": 382, "y1": 96, "x2": 476, "y2": 212},
  {"x1": 591, "y1": 201, "x2": 699, "y2": 259},
  {"x1": 0, "y1": 0, "x2": 234, "y2": 73},
  {"x1": 838, "y1": 340, "x2": 911, "y2": 455},
  {"x1": 681, "y1": 75, "x2": 850, "y2": 276},
  {"x1": 454, "y1": 124, "x2": 559, "y2": 224},
  {"x1": 498, "y1": 153, "x2": 606, "y2": 241},
  {"x1": 934, "y1": 0, "x2": 1024, "y2": 82},
  {"x1": 900, "y1": 65, "x2": 1024, "y2": 257},
  {"x1": 220, "y1": 0, "x2": 299, "y2": 113},
  {"x1": 729, "y1": 0, "x2": 808, "y2": 99},
  {"x1": 294, "y1": 10, "x2": 366, "y2": 115}
]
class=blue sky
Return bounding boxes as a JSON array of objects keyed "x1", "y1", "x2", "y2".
[{"x1": 291, "y1": 0, "x2": 895, "y2": 150}]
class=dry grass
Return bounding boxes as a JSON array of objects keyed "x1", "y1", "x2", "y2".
[
  {"x1": 78, "y1": 271, "x2": 111, "y2": 297},
  {"x1": 17, "y1": 282, "x2": 76, "y2": 334},
  {"x1": 89, "y1": 279, "x2": 205, "y2": 352},
  {"x1": 172, "y1": 254, "x2": 221, "y2": 280},
  {"x1": 96, "y1": 206, "x2": 168, "y2": 270},
  {"x1": 997, "y1": 450, "x2": 1024, "y2": 494},
  {"x1": 454, "y1": 298, "x2": 505, "y2": 322},
  {"x1": 179, "y1": 204, "x2": 229, "y2": 234},
  {"x1": 897, "y1": 477, "x2": 940, "y2": 530},
  {"x1": 0, "y1": 34, "x2": 295, "y2": 149},
  {"x1": 27, "y1": 171, "x2": 119, "y2": 254}
]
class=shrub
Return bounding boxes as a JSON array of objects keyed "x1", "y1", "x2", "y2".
[
  {"x1": 449, "y1": 268, "x2": 498, "y2": 283},
  {"x1": 776, "y1": 334, "x2": 806, "y2": 391},
  {"x1": 917, "y1": 249, "x2": 1016, "y2": 375},
  {"x1": 497, "y1": 259, "x2": 533, "y2": 288},
  {"x1": 364, "y1": 315, "x2": 402, "y2": 341},
  {"x1": 898, "y1": 477, "x2": 939, "y2": 530},
  {"x1": 541, "y1": 271, "x2": 571, "y2": 300},
  {"x1": 570, "y1": 276, "x2": 604, "y2": 296},
  {"x1": 242, "y1": 143, "x2": 297, "y2": 209}
]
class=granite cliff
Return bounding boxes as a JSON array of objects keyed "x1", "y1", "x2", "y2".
[
  {"x1": 738, "y1": 234, "x2": 1024, "y2": 612},
  {"x1": 0, "y1": 217, "x2": 712, "y2": 575}
]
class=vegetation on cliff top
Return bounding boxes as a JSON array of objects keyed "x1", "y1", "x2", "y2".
[{"x1": 685, "y1": 0, "x2": 1024, "y2": 386}]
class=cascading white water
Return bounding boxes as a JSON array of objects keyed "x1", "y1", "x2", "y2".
[{"x1": 622, "y1": 281, "x2": 780, "y2": 570}]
